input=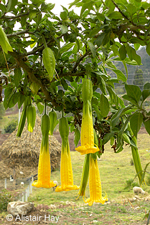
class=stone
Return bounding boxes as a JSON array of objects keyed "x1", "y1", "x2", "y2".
[{"x1": 7, "y1": 201, "x2": 34, "y2": 216}]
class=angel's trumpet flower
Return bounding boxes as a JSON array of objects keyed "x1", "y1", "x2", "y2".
[
  {"x1": 75, "y1": 78, "x2": 99, "y2": 155},
  {"x1": 55, "y1": 117, "x2": 79, "y2": 192},
  {"x1": 85, "y1": 154, "x2": 108, "y2": 206},
  {"x1": 32, "y1": 114, "x2": 56, "y2": 188}
]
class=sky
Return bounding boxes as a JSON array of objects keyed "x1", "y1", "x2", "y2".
[{"x1": 45, "y1": 0, "x2": 80, "y2": 15}]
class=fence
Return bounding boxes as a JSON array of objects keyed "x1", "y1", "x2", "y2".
[{"x1": 0, "y1": 174, "x2": 37, "y2": 202}]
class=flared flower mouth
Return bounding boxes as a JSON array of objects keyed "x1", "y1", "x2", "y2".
[
  {"x1": 32, "y1": 180, "x2": 56, "y2": 188},
  {"x1": 84, "y1": 195, "x2": 108, "y2": 206},
  {"x1": 75, "y1": 145, "x2": 99, "y2": 155}
]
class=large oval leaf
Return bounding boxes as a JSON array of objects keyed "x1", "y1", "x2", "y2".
[{"x1": 42, "y1": 47, "x2": 55, "y2": 81}]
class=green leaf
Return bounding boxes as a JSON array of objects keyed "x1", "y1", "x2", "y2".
[
  {"x1": 0, "y1": 4, "x2": 6, "y2": 12},
  {"x1": 7, "y1": 0, "x2": 17, "y2": 11},
  {"x1": 111, "y1": 108, "x2": 125, "y2": 128},
  {"x1": 74, "y1": 128, "x2": 80, "y2": 147},
  {"x1": 42, "y1": 47, "x2": 55, "y2": 81},
  {"x1": 106, "y1": 61, "x2": 116, "y2": 69},
  {"x1": 37, "y1": 102, "x2": 44, "y2": 114},
  {"x1": 31, "y1": 0, "x2": 44, "y2": 5},
  {"x1": 106, "y1": 85, "x2": 118, "y2": 106},
  {"x1": 80, "y1": 2, "x2": 93, "y2": 16},
  {"x1": 60, "y1": 11, "x2": 68, "y2": 20},
  {"x1": 134, "y1": 43, "x2": 140, "y2": 51},
  {"x1": 61, "y1": 79, "x2": 68, "y2": 90},
  {"x1": 122, "y1": 95, "x2": 138, "y2": 105},
  {"x1": 133, "y1": 53, "x2": 141, "y2": 65},
  {"x1": 94, "y1": 33, "x2": 105, "y2": 47},
  {"x1": 8, "y1": 92, "x2": 19, "y2": 108},
  {"x1": 3, "y1": 86, "x2": 14, "y2": 109},
  {"x1": 60, "y1": 43, "x2": 74, "y2": 54},
  {"x1": 142, "y1": 90, "x2": 150, "y2": 101},
  {"x1": 105, "y1": 0, "x2": 115, "y2": 12},
  {"x1": 60, "y1": 25, "x2": 68, "y2": 34},
  {"x1": 69, "y1": 0, "x2": 80, "y2": 8},
  {"x1": 144, "y1": 82, "x2": 150, "y2": 90},
  {"x1": 14, "y1": 68, "x2": 22, "y2": 86},
  {"x1": 115, "y1": 146, "x2": 123, "y2": 153},
  {"x1": 29, "y1": 11, "x2": 37, "y2": 20},
  {"x1": 99, "y1": 76, "x2": 107, "y2": 95},
  {"x1": 108, "y1": 11, "x2": 122, "y2": 19},
  {"x1": 21, "y1": 16, "x2": 27, "y2": 27},
  {"x1": 0, "y1": 26, "x2": 13, "y2": 53},
  {"x1": 130, "y1": 112, "x2": 143, "y2": 138},
  {"x1": 125, "y1": 84, "x2": 142, "y2": 103},
  {"x1": 100, "y1": 94, "x2": 109, "y2": 117},
  {"x1": 119, "y1": 45, "x2": 126, "y2": 60},
  {"x1": 18, "y1": 94, "x2": 25, "y2": 109},
  {"x1": 102, "y1": 132, "x2": 114, "y2": 145},
  {"x1": 143, "y1": 119, "x2": 150, "y2": 135},
  {"x1": 146, "y1": 42, "x2": 150, "y2": 56},
  {"x1": 112, "y1": 69, "x2": 127, "y2": 82},
  {"x1": 126, "y1": 44, "x2": 141, "y2": 65},
  {"x1": 88, "y1": 41, "x2": 96, "y2": 58}
]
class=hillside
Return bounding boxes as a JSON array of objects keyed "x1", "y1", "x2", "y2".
[{"x1": 114, "y1": 47, "x2": 150, "y2": 85}]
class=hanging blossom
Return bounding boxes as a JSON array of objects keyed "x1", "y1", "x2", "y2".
[
  {"x1": 32, "y1": 114, "x2": 56, "y2": 188},
  {"x1": 55, "y1": 117, "x2": 79, "y2": 192},
  {"x1": 84, "y1": 154, "x2": 108, "y2": 206},
  {"x1": 75, "y1": 78, "x2": 99, "y2": 155}
]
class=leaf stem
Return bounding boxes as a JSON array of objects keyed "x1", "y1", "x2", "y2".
[
  {"x1": 45, "y1": 101, "x2": 46, "y2": 114},
  {"x1": 42, "y1": 36, "x2": 47, "y2": 48}
]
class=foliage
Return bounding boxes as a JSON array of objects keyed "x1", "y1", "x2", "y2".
[
  {"x1": 0, "y1": 190, "x2": 12, "y2": 212},
  {"x1": 4, "y1": 119, "x2": 17, "y2": 133},
  {"x1": 0, "y1": 102, "x2": 5, "y2": 119}
]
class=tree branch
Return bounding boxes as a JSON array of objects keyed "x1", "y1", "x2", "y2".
[
  {"x1": 7, "y1": 30, "x2": 29, "y2": 37},
  {"x1": 111, "y1": 0, "x2": 146, "y2": 30},
  {"x1": 71, "y1": 50, "x2": 90, "y2": 72},
  {"x1": 8, "y1": 51, "x2": 55, "y2": 103},
  {"x1": 0, "y1": 12, "x2": 29, "y2": 20}
]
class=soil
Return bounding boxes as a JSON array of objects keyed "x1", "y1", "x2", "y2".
[{"x1": 0, "y1": 199, "x2": 149, "y2": 225}]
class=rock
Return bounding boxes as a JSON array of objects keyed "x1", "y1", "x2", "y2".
[
  {"x1": 7, "y1": 201, "x2": 34, "y2": 216},
  {"x1": 133, "y1": 186, "x2": 145, "y2": 195}
]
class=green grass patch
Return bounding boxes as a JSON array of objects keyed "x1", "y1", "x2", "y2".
[{"x1": 0, "y1": 114, "x2": 18, "y2": 131}]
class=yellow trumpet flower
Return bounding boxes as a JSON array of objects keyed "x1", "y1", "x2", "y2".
[
  {"x1": 75, "y1": 101, "x2": 99, "y2": 155},
  {"x1": 55, "y1": 117, "x2": 79, "y2": 192},
  {"x1": 84, "y1": 154, "x2": 108, "y2": 206},
  {"x1": 55, "y1": 139, "x2": 79, "y2": 192},
  {"x1": 32, "y1": 114, "x2": 56, "y2": 188}
]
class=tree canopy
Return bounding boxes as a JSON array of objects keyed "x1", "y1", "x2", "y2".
[{"x1": 1, "y1": 0, "x2": 150, "y2": 154}]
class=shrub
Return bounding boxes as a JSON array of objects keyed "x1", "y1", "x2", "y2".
[
  {"x1": 0, "y1": 189, "x2": 12, "y2": 212},
  {"x1": 4, "y1": 119, "x2": 18, "y2": 133},
  {"x1": 124, "y1": 179, "x2": 139, "y2": 191}
]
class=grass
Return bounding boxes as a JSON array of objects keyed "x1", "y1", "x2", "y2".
[{"x1": 0, "y1": 114, "x2": 18, "y2": 131}]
